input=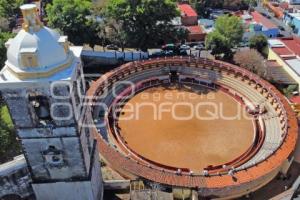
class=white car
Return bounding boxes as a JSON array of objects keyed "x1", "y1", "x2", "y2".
[
  {"x1": 193, "y1": 44, "x2": 204, "y2": 50},
  {"x1": 180, "y1": 44, "x2": 190, "y2": 50}
]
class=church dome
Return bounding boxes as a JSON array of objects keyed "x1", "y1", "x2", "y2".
[
  {"x1": 4, "y1": 4, "x2": 73, "y2": 79},
  {"x1": 6, "y1": 27, "x2": 68, "y2": 70}
]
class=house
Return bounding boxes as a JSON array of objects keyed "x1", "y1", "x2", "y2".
[
  {"x1": 177, "y1": 4, "x2": 206, "y2": 42},
  {"x1": 268, "y1": 37, "x2": 300, "y2": 90},
  {"x1": 265, "y1": 2, "x2": 284, "y2": 19},
  {"x1": 283, "y1": 12, "x2": 300, "y2": 36},
  {"x1": 186, "y1": 26, "x2": 206, "y2": 42},
  {"x1": 242, "y1": 11, "x2": 279, "y2": 38},
  {"x1": 178, "y1": 4, "x2": 198, "y2": 26},
  {"x1": 198, "y1": 19, "x2": 215, "y2": 33}
]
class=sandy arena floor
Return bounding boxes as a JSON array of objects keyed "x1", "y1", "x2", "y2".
[{"x1": 118, "y1": 86, "x2": 254, "y2": 171}]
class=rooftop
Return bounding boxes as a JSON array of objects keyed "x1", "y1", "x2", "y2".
[
  {"x1": 186, "y1": 25, "x2": 203, "y2": 34},
  {"x1": 251, "y1": 11, "x2": 277, "y2": 29},
  {"x1": 290, "y1": 96, "x2": 300, "y2": 104},
  {"x1": 178, "y1": 4, "x2": 197, "y2": 17},
  {"x1": 269, "y1": 37, "x2": 300, "y2": 57},
  {"x1": 269, "y1": 37, "x2": 300, "y2": 78},
  {"x1": 286, "y1": 58, "x2": 300, "y2": 76},
  {"x1": 286, "y1": 12, "x2": 300, "y2": 20},
  {"x1": 266, "y1": 60, "x2": 297, "y2": 84}
]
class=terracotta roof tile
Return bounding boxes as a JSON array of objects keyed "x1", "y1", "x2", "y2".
[
  {"x1": 178, "y1": 4, "x2": 197, "y2": 17},
  {"x1": 186, "y1": 25, "x2": 203, "y2": 34}
]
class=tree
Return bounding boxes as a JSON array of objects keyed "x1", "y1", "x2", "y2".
[
  {"x1": 192, "y1": 0, "x2": 223, "y2": 17},
  {"x1": 0, "y1": 31, "x2": 15, "y2": 69},
  {"x1": 205, "y1": 15, "x2": 244, "y2": 59},
  {"x1": 100, "y1": 18, "x2": 127, "y2": 51},
  {"x1": 0, "y1": 0, "x2": 24, "y2": 29},
  {"x1": 0, "y1": 100, "x2": 21, "y2": 163},
  {"x1": 205, "y1": 31, "x2": 231, "y2": 58},
  {"x1": 234, "y1": 49, "x2": 267, "y2": 77},
  {"x1": 104, "y1": 0, "x2": 183, "y2": 51},
  {"x1": 46, "y1": 0, "x2": 99, "y2": 47},
  {"x1": 214, "y1": 15, "x2": 244, "y2": 46},
  {"x1": 282, "y1": 85, "x2": 298, "y2": 98},
  {"x1": 0, "y1": 17, "x2": 10, "y2": 32},
  {"x1": 249, "y1": 34, "x2": 268, "y2": 57}
]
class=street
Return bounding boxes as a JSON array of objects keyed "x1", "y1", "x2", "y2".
[{"x1": 255, "y1": 4, "x2": 293, "y2": 37}]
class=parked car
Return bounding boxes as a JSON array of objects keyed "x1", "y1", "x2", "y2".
[
  {"x1": 179, "y1": 49, "x2": 188, "y2": 56},
  {"x1": 164, "y1": 50, "x2": 174, "y2": 56},
  {"x1": 180, "y1": 44, "x2": 190, "y2": 50},
  {"x1": 277, "y1": 33, "x2": 284, "y2": 37},
  {"x1": 238, "y1": 42, "x2": 249, "y2": 47},
  {"x1": 260, "y1": 12, "x2": 267, "y2": 17},
  {"x1": 150, "y1": 50, "x2": 164, "y2": 58},
  {"x1": 278, "y1": 26, "x2": 285, "y2": 31},
  {"x1": 193, "y1": 44, "x2": 204, "y2": 50},
  {"x1": 162, "y1": 43, "x2": 176, "y2": 51},
  {"x1": 106, "y1": 44, "x2": 119, "y2": 50}
]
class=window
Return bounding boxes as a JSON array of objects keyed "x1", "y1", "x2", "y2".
[
  {"x1": 58, "y1": 36, "x2": 69, "y2": 53},
  {"x1": 28, "y1": 94, "x2": 51, "y2": 123},
  {"x1": 20, "y1": 48, "x2": 38, "y2": 67}
]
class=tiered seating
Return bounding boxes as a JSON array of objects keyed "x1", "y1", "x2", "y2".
[
  {"x1": 214, "y1": 74, "x2": 285, "y2": 170},
  {"x1": 87, "y1": 57, "x2": 297, "y2": 196},
  {"x1": 99, "y1": 64, "x2": 287, "y2": 172}
]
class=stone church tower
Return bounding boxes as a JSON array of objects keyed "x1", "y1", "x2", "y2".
[{"x1": 0, "y1": 4, "x2": 103, "y2": 200}]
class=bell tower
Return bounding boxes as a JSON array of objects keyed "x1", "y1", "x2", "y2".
[{"x1": 0, "y1": 4, "x2": 103, "y2": 200}]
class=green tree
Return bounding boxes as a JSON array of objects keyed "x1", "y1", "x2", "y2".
[
  {"x1": 205, "y1": 15, "x2": 244, "y2": 59},
  {"x1": 205, "y1": 31, "x2": 231, "y2": 58},
  {"x1": 100, "y1": 18, "x2": 127, "y2": 51},
  {"x1": 0, "y1": 0, "x2": 24, "y2": 29},
  {"x1": 282, "y1": 85, "x2": 298, "y2": 98},
  {"x1": 46, "y1": 0, "x2": 99, "y2": 47},
  {"x1": 249, "y1": 34, "x2": 268, "y2": 57},
  {"x1": 214, "y1": 14, "x2": 244, "y2": 46},
  {"x1": 0, "y1": 100, "x2": 21, "y2": 163},
  {"x1": 104, "y1": 0, "x2": 183, "y2": 51},
  {"x1": 0, "y1": 31, "x2": 15, "y2": 69}
]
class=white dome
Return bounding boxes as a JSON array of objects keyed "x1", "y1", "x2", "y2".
[{"x1": 6, "y1": 26, "x2": 68, "y2": 70}]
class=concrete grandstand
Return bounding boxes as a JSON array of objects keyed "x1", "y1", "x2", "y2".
[{"x1": 87, "y1": 57, "x2": 298, "y2": 199}]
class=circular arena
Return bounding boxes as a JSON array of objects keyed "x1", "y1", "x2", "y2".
[{"x1": 87, "y1": 57, "x2": 298, "y2": 199}]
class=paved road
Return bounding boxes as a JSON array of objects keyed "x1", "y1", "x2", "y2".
[{"x1": 255, "y1": 4, "x2": 293, "y2": 37}]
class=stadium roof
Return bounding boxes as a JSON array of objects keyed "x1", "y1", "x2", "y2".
[{"x1": 178, "y1": 4, "x2": 197, "y2": 17}]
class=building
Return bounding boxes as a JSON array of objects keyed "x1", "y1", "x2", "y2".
[
  {"x1": 87, "y1": 57, "x2": 297, "y2": 199},
  {"x1": 265, "y1": 2, "x2": 284, "y2": 19},
  {"x1": 0, "y1": 4, "x2": 103, "y2": 200},
  {"x1": 198, "y1": 18, "x2": 214, "y2": 34},
  {"x1": 242, "y1": 11, "x2": 279, "y2": 38},
  {"x1": 289, "y1": 0, "x2": 300, "y2": 5},
  {"x1": 186, "y1": 25, "x2": 206, "y2": 42},
  {"x1": 284, "y1": 12, "x2": 300, "y2": 36},
  {"x1": 268, "y1": 37, "x2": 300, "y2": 90},
  {"x1": 178, "y1": 3, "x2": 198, "y2": 26},
  {"x1": 177, "y1": 3, "x2": 206, "y2": 42}
]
